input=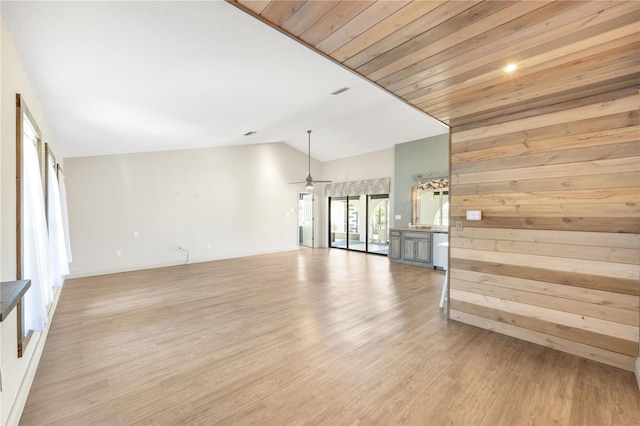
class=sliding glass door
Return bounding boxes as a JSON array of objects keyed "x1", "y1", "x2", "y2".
[
  {"x1": 367, "y1": 195, "x2": 389, "y2": 255},
  {"x1": 329, "y1": 197, "x2": 347, "y2": 248},
  {"x1": 329, "y1": 194, "x2": 389, "y2": 255}
]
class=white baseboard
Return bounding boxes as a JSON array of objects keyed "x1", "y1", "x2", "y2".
[
  {"x1": 67, "y1": 248, "x2": 299, "y2": 279},
  {"x1": 6, "y1": 286, "x2": 63, "y2": 425},
  {"x1": 635, "y1": 357, "x2": 640, "y2": 391}
]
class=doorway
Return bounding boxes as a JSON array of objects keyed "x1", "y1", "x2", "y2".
[
  {"x1": 329, "y1": 194, "x2": 389, "y2": 255},
  {"x1": 298, "y1": 192, "x2": 313, "y2": 248}
]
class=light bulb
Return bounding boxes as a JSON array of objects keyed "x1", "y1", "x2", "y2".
[{"x1": 504, "y1": 63, "x2": 517, "y2": 73}]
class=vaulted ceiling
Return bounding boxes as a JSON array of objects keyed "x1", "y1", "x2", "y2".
[
  {"x1": 1, "y1": 1, "x2": 447, "y2": 161},
  {"x1": 231, "y1": 0, "x2": 640, "y2": 129}
]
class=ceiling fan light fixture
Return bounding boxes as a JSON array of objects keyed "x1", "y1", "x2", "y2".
[{"x1": 289, "y1": 130, "x2": 332, "y2": 189}]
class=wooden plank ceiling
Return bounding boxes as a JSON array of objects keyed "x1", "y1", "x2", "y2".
[{"x1": 230, "y1": 0, "x2": 640, "y2": 129}]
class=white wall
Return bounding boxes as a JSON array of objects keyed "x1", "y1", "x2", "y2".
[
  {"x1": 0, "y1": 19, "x2": 63, "y2": 426},
  {"x1": 65, "y1": 142, "x2": 315, "y2": 277},
  {"x1": 318, "y1": 148, "x2": 394, "y2": 247}
]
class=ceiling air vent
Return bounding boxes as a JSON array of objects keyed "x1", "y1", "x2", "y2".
[{"x1": 331, "y1": 87, "x2": 350, "y2": 96}]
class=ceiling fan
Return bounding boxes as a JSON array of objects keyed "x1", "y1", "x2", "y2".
[{"x1": 289, "y1": 130, "x2": 332, "y2": 190}]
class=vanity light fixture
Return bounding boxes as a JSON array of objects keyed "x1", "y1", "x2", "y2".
[{"x1": 504, "y1": 63, "x2": 517, "y2": 73}]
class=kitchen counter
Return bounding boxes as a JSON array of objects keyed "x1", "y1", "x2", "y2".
[{"x1": 1, "y1": 279, "x2": 31, "y2": 322}]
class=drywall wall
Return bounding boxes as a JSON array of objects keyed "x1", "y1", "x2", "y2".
[
  {"x1": 393, "y1": 134, "x2": 449, "y2": 228},
  {"x1": 0, "y1": 18, "x2": 62, "y2": 425},
  {"x1": 65, "y1": 142, "x2": 314, "y2": 277},
  {"x1": 449, "y1": 92, "x2": 640, "y2": 371}
]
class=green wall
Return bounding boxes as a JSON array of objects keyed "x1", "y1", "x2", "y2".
[{"x1": 393, "y1": 133, "x2": 449, "y2": 227}]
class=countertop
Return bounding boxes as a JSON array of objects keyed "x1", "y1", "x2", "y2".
[
  {"x1": 391, "y1": 226, "x2": 449, "y2": 233},
  {"x1": 1, "y1": 279, "x2": 31, "y2": 322}
]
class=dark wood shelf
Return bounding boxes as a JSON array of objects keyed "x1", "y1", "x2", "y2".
[{"x1": 1, "y1": 279, "x2": 31, "y2": 322}]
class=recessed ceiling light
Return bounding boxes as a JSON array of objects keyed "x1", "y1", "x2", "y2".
[
  {"x1": 243, "y1": 131, "x2": 256, "y2": 136},
  {"x1": 504, "y1": 63, "x2": 517, "y2": 73},
  {"x1": 331, "y1": 87, "x2": 350, "y2": 96}
]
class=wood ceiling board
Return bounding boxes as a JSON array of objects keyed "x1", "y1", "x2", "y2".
[
  {"x1": 329, "y1": 1, "x2": 446, "y2": 63},
  {"x1": 367, "y1": 1, "x2": 598, "y2": 86},
  {"x1": 407, "y1": 29, "x2": 640, "y2": 108},
  {"x1": 342, "y1": 1, "x2": 477, "y2": 70},
  {"x1": 260, "y1": 0, "x2": 307, "y2": 26},
  {"x1": 383, "y1": 0, "x2": 552, "y2": 94},
  {"x1": 299, "y1": 1, "x2": 375, "y2": 46},
  {"x1": 232, "y1": 0, "x2": 640, "y2": 127},
  {"x1": 238, "y1": 1, "x2": 270, "y2": 15},
  {"x1": 426, "y1": 47, "x2": 640, "y2": 120},
  {"x1": 316, "y1": 0, "x2": 411, "y2": 55},
  {"x1": 281, "y1": 1, "x2": 341, "y2": 35},
  {"x1": 355, "y1": 1, "x2": 520, "y2": 79}
]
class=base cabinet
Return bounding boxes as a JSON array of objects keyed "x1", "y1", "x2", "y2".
[
  {"x1": 389, "y1": 228, "x2": 444, "y2": 267},
  {"x1": 389, "y1": 232, "x2": 402, "y2": 259},
  {"x1": 403, "y1": 236, "x2": 431, "y2": 263}
]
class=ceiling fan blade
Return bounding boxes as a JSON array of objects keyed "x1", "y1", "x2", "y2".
[
  {"x1": 311, "y1": 180, "x2": 332, "y2": 183},
  {"x1": 288, "y1": 181, "x2": 306, "y2": 184}
]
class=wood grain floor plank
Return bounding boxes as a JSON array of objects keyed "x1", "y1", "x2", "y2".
[{"x1": 19, "y1": 250, "x2": 640, "y2": 425}]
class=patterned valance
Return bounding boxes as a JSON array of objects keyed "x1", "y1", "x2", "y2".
[{"x1": 325, "y1": 177, "x2": 390, "y2": 197}]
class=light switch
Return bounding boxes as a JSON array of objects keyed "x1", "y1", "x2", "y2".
[
  {"x1": 466, "y1": 210, "x2": 482, "y2": 221},
  {"x1": 395, "y1": 214, "x2": 402, "y2": 220}
]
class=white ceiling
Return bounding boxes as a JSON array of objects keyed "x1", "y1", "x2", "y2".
[{"x1": 1, "y1": 0, "x2": 447, "y2": 162}]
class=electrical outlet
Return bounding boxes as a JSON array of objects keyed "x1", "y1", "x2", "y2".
[
  {"x1": 115, "y1": 250, "x2": 122, "y2": 257},
  {"x1": 455, "y1": 221, "x2": 463, "y2": 231},
  {"x1": 206, "y1": 242, "x2": 211, "y2": 249},
  {"x1": 133, "y1": 231, "x2": 139, "y2": 238}
]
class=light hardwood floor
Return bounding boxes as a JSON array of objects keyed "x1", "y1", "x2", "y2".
[{"x1": 20, "y1": 249, "x2": 640, "y2": 425}]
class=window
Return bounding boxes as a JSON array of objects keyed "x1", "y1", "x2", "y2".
[{"x1": 16, "y1": 94, "x2": 50, "y2": 356}]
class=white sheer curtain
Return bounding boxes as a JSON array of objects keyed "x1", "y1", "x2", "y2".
[
  {"x1": 58, "y1": 170, "x2": 73, "y2": 263},
  {"x1": 22, "y1": 124, "x2": 52, "y2": 332},
  {"x1": 47, "y1": 160, "x2": 69, "y2": 286}
]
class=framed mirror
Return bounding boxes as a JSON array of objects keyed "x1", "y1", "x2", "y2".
[{"x1": 412, "y1": 178, "x2": 449, "y2": 226}]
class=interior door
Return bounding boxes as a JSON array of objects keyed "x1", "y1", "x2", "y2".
[{"x1": 299, "y1": 192, "x2": 313, "y2": 248}]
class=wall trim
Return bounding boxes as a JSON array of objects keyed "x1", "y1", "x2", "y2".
[
  {"x1": 6, "y1": 286, "x2": 63, "y2": 426},
  {"x1": 67, "y1": 248, "x2": 299, "y2": 279},
  {"x1": 635, "y1": 357, "x2": 639, "y2": 391}
]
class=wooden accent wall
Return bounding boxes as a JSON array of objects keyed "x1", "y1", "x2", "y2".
[{"x1": 449, "y1": 93, "x2": 640, "y2": 371}]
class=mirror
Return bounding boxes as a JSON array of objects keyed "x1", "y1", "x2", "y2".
[{"x1": 412, "y1": 178, "x2": 449, "y2": 226}]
